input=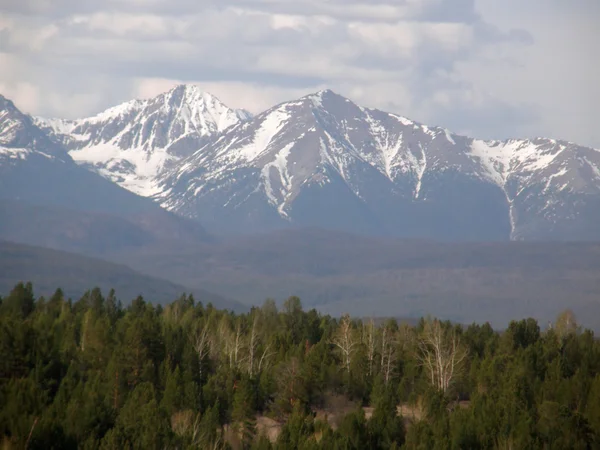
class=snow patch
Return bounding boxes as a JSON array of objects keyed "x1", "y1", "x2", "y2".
[
  {"x1": 69, "y1": 143, "x2": 172, "y2": 196},
  {"x1": 237, "y1": 109, "x2": 290, "y2": 161},
  {"x1": 414, "y1": 143, "x2": 427, "y2": 199},
  {"x1": 444, "y1": 129, "x2": 456, "y2": 145},
  {"x1": 584, "y1": 157, "x2": 600, "y2": 180},
  {"x1": 261, "y1": 142, "x2": 294, "y2": 217},
  {"x1": 543, "y1": 167, "x2": 569, "y2": 192},
  {"x1": 469, "y1": 140, "x2": 511, "y2": 186},
  {"x1": 389, "y1": 113, "x2": 413, "y2": 127},
  {"x1": 0, "y1": 147, "x2": 29, "y2": 159},
  {"x1": 35, "y1": 117, "x2": 76, "y2": 135}
]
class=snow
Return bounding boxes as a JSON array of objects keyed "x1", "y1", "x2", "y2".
[
  {"x1": 470, "y1": 138, "x2": 570, "y2": 188},
  {"x1": 469, "y1": 140, "x2": 512, "y2": 186},
  {"x1": 36, "y1": 84, "x2": 250, "y2": 197},
  {"x1": 0, "y1": 147, "x2": 29, "y2": 159},
  {"x1": 360, "y1": 111, "x2": 405, "y2": 181},
  {"x1": 543, "y1": 167, "x2": 569, "y2": 192},
  {"x1": 35, "y1": 117, "x2": 76, "y2": 135},
  {"x1": 21, "y1": 84, "x2": 600, "y2": 237},
  {"x1": 85, "y1": 99, "x2": 142, "y2": 124},
  {"x1": 236, "y1": 109, "x2": 290, "y2": 161},
  {"x1": 261, "y1": 142, "x2": 294, "y2": 216},
  {"x1": 0, "y1": 116, "x2": 19, "y2": 144},
  {"x1": 585, "y1": 157, "x2": 600, "y2": 180},
  {"x1": 389, "y1": 113, "x2": 413, "y2": 127},
  {"x1": 421, "y1": 125, "x2": 436, "y2": 137},
  {"x1": 310, "y1": 92, "x2": 324, "y2": 109},
  {"x1": 510, "y1": 140, "x2": 563, "y2": 172},
  {"x1": 413, "y1": 143, "x2": 427, "y2": 199},
  {"x1": 444, "y1": 129, "x2": 456, "y2": 145},
  {"x1": 69, "y1": 143, "x2": 173, "y2": 196}
]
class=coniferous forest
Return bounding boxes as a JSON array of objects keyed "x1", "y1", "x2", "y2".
[{"x1": 1, "y1": 282, "x2": 600, "y2": 449}]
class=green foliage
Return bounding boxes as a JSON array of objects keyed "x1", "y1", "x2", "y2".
[{"x1": 1, "y1": 283, "x2": 599, "y2": 449}]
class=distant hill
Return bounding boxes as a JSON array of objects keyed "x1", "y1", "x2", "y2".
[
  {"x1": 0, "y1": 240, "x2": 245, "y2": 311},
  {"x1": 0, "y1": 199, "x2": 211, "y2": 256},
  {"x1": 106, "y1": 228, "x2": 600, "y2": 331}
]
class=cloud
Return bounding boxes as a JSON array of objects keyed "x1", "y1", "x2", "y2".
[{"x1": 0, "y1": 0, "x2": 596, "y2": 148}]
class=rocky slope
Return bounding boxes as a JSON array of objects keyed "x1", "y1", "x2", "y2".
[{"x1": 154, "y1": 90, "x2": 600, "y2": 240}]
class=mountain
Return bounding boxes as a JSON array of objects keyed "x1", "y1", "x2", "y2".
[
  {"x1": 0, "y1": 240, "x2": 245, "y2": 311},
  {"x1": 36, "y1": 85, "x2": 252, "y2": 196},
  {"x1": 154, "y1": 90, "x2": 600, "y2": 241},
  {"x1": 0, "y1": 94, "x2": 212, "y2": 250}
]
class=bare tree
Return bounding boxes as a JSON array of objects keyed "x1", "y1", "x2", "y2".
[
  {"x1": 417, "y1": 319, "x2": 468, "y2": 393},
  {"x1": 248, "y1": 313, "x2": 260, "y2": 376},
  {"x1": 233, "y1": 320, "x2": 243, "y2": 368},
  {"x1": 217, "y1": 316, "x2": 236, "y2": 368},
  {"x1": 364, "y1": 318, "x2": 376, "y2": 377},
  {"x1": 257, "y1": 341, "x2": 276, "y2": 374},
  {"x1": 332, "y1": 314, "x2": 358, "y2": 373},
  {"x1": 380, "y1": 322, "x2": 397, "y2": 385},
  {"x1": 554, "y1": 309, "x2": 579, "y2": 339},
  {"x1": 191, "y1": 318, "x2": 212, "y2": 378},
  {"x1": 171, "y1": 410, "x2": 202, "y2": 446},
  {"x1": 243, "y1": 312, "x2": 276, "y2": 376},
  {"x1": 380, "y1": 323, "x2": 388, "y2": 371}
]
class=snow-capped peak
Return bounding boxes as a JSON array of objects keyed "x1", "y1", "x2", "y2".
[
  {"x1": 8, "y1": 86, "x2": 600, "y2": 242},
  {"x1": 35, "y1": 85, "x2": 252, "y2": 196},
  {"x1": 151, "y1": 89, "x2": 600, "y2": 241}
]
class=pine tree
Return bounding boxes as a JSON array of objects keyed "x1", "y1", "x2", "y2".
[{"x1": 232, "y1": 377, "x2": 257, "y2": 449}]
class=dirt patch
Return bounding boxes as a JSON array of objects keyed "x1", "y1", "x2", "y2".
[
  {"x1": 256, "y1": 416, "x2": 282, "y2": 443},
  {"x1": 314, "y1": 394, "x2": 359, "y2": 430}
]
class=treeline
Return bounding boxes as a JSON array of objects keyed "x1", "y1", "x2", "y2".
[{"x1": 1, "y1": 282, "x2": 599, "y2": 449}]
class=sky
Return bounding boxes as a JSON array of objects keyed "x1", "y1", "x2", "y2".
[{"x1": 0, "y1": 0, "x2": 598, "y2": 147}]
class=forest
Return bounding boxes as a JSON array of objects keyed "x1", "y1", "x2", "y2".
[{"x1": 1, "y1": 282, "x2": 599, "y2": 449}]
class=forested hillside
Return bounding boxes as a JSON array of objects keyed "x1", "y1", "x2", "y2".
[
  {"x1": 0, "y1": 240, "x2": 243, "y2": 312},
  {"x1": 1, "y1": 282, "x2": 599, "y2": 449}
]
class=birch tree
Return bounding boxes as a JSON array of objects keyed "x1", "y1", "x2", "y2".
[
  {"x1": 380, "y1": 320, "x2": 397, "y2": 385},
  {"x1": 554, "y1": 309, "x2": 579, "y2": 339},
  {"x1": 332, "y1": 314, "x2": 358, "y2": 373},
  {"x1": 417, "y1": 319, "x2": 468, "y2": 393},
  {"x1": 364, "y1": 318, "x2": 377, "y2": 377},
  {"x1": 190, "y1": 318, "x2": 212, "y2": 378},
  {"x1": 247, "y1": 314, "x2": 260, "y2": 376}
]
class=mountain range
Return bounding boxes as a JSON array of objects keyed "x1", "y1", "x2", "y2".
[
  {"x1": 2, "y1": 85, "x2": 600, "y2": 328},
  {"x1": 31, "y1": 85, "x2": 600, "y2": 241}
]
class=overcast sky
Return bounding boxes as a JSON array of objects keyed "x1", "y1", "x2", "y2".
[{"x1": 0, "y1": 0, "x2": 598, "y2": 147}]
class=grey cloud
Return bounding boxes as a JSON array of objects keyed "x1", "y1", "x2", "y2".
[
  {"x1": 417, "y1": 0, "x2": 479, "y2": 23},
  {"x1": 0, "y1": 28, "x2": 10, "y2": 51},
  {"x1": 0, "y1": 0, "x2": 484, "y2": 23},
  {"x1": 1, "y1": 0, "x2": 580, "y2": 146}
]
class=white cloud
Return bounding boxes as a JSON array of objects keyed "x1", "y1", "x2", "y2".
[{"x1": 0, "y1": 0, "x2": 596, "y2": 147}]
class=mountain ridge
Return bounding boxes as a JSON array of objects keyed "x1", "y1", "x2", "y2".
[
  {"x1": 10, "y1": 87, "x2": 600, "y2": 241},
  {"x1": 152, "y1": 89, "x2": 600, "y2": 240},
  {"x1": 35, "y1": 84, "x2": 252, "y2": 196}
]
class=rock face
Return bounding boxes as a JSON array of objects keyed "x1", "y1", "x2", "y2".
[
  {"x1": 20, "y1": 87, "x2": 600, "y2": 241},
  {"x1": 36, "y1": 84, "x2": 251, "y2": 196},
  {"x1": 153, "y1": 90, "x2": 600, "y2": 241}
]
